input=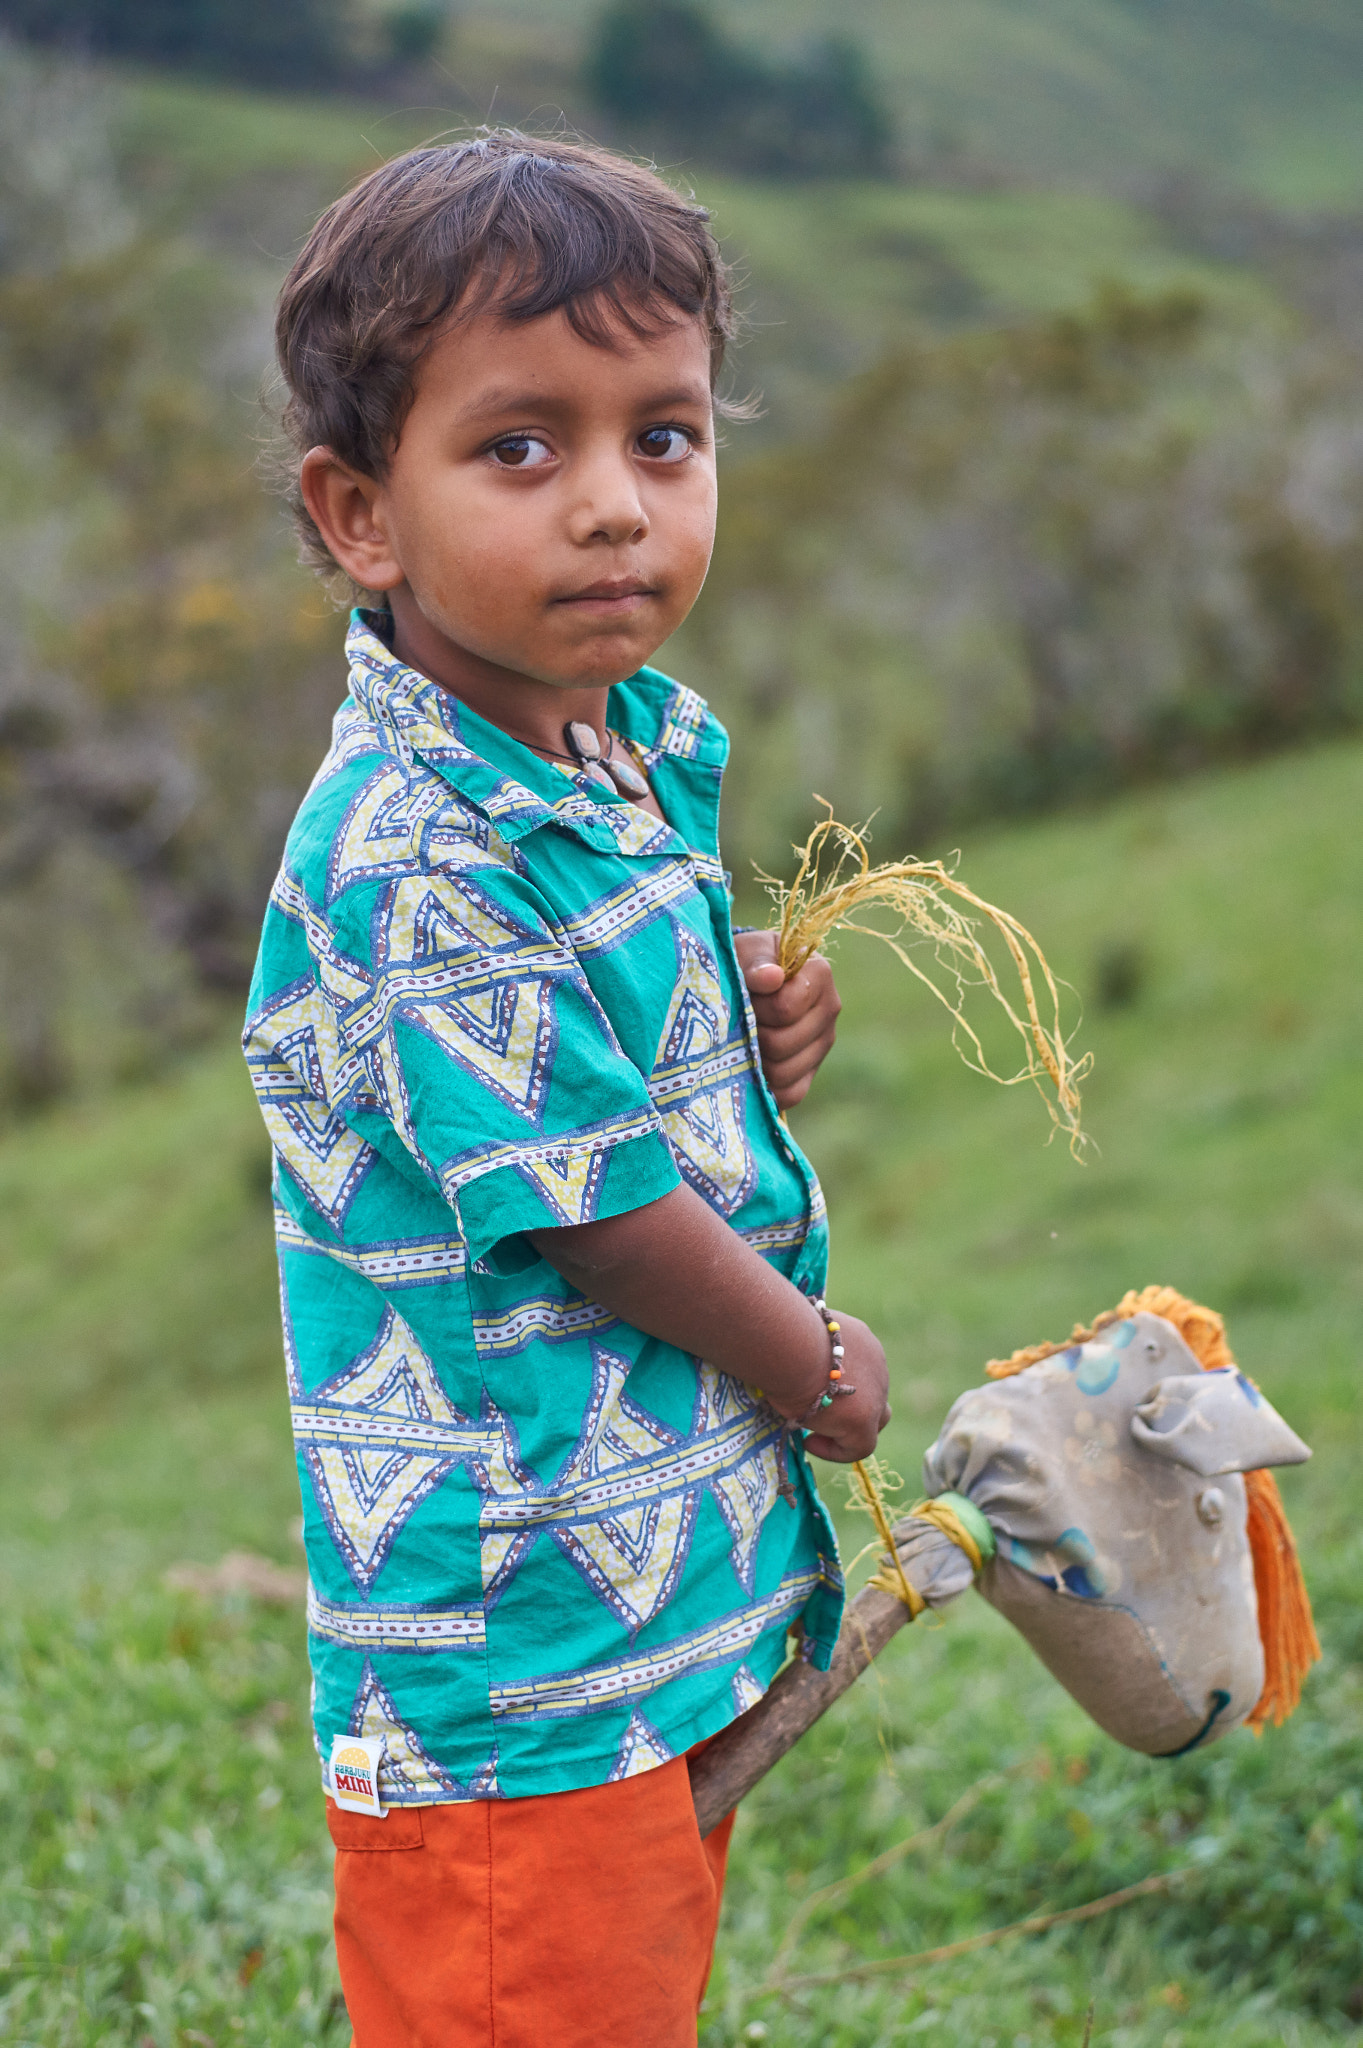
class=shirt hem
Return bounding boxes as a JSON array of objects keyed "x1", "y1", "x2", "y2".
[{"x1": 315, "y1": 1632, "x2": 816, "y2": 1807}]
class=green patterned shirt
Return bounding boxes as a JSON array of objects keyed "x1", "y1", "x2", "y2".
[{"x1": 243, "y1": 612, "x2": 843, "y2": 1805}]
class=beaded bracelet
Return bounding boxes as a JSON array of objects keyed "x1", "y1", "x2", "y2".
[
  {"x1": 774, "y1": 1297, "x2": 857, "y2": 1504},
  {"x1": 793, "y1": 1296, "x2": 857, "y2": 1427}
]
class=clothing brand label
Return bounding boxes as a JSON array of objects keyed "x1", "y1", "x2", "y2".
[{"x1": 330, "y1": 1733, "x2": 386, "y2": 1817}]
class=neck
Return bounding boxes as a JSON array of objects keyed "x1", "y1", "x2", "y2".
[{"x1": 387, "y1": 595, "x2": 613, "y2": 756}]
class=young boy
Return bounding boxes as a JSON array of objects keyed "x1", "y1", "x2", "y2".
[{"x1": 245, "y1": 131, "x2": 890, "y2": 2046}]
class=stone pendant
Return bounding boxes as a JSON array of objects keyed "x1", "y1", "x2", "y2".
[
  {"x1": 564, "y1": 720, "x2": 602, "y2": 763},
  {"x1": 564, "y1": 720, "x2": 649, "y2": 800},
  {"x1": 606, "y1": 752, "x2": 648, "y2": 798}
]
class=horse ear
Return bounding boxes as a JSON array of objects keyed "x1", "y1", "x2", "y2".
[{"x1": 1131, "y1": 1368, "x2": 1312, "y2": 1477}]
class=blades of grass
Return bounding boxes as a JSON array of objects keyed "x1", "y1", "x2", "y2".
[
  {"x1": 764, "y1": 1767, "x2": 1013, "y2": 1986},
  {"x1": 763, "y1": 1867, "x2": 1193, "y2": 1997}
]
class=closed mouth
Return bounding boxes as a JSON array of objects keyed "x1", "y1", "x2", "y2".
[{"x1": 556, "y1": 580, "x2": 657, "y2": 605}]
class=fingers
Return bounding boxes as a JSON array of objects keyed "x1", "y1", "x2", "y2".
[
  {"x1": 737, "y1": 943, "x2": 841, "y2": 1105},
  {"x1": 733, "y1": 928, "x2": 780, "y2": 977},
  {"x1": 752, "y1": 967, "x2": 839, "y2": 1105},
  {"x1": 758, "y1": 1009, "x2": 837, "y2": 1074},
  {"x1": 749, "y1": 953, "x2": 840, "y2": 1032},
  {"x1": 744, "y1": 961, "x2": 787, "y2": 997},
  {"x1": 765, "y1": 1028, "x2": 839, "y2": 1107},
  {"x1": 733, "y1": 927, "x2": 780, "y2": 965},
  {"x1": 802, "y1": 1405, "x2": 891, "y2": 1463},
  {"x1": 800, "y1": 1431, "x2": 852, "y2": 1461}
]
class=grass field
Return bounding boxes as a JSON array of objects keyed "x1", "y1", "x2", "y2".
[{"x1": 2, "y1": 733, "x2": 1361, "y2": 2044}]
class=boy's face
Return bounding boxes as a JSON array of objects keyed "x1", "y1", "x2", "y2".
[{"x1": 303, "y1": 299, "x2": 718, "y2": 709}]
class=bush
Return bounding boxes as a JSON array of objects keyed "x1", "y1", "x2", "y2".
[
  {"x1": 382, "y1": 1, "x2": 447, "y2": 69},
  {"x1": 585, "y1": 0, "x2": 892, "y2": 177},
  {"x1": 681, "y1": 284, "x2": 1363, "y2": 877},
  {"x1": 0, "y1": 0, "x2": 353, "y2": 88},
  {"x1": 0, "y1": 46, "x2": 341, "y2": 1110}
]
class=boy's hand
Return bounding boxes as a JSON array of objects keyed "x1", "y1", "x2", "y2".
[
  {"x1": 784, "y1": 1311, "x2": 892, "y2": 1465},
  {"x1": 735, "y1": 929, "x2": 841, "y2": 1108}
]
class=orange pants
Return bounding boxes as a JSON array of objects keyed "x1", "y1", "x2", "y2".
[{"x1": 328, "y1": 1752, "x2": 735, "y2": 2047}]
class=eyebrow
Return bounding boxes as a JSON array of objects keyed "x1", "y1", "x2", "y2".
[{"x1": 457, "y1": 383, "x2": 712, "y2": 423}]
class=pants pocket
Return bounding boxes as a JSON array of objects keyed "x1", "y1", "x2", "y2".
[{"x1": 326, "y1": 1798, "x2": 425, "y2": 1851}]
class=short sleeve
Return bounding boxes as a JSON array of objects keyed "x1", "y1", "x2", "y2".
[{"x1": 333, "y1": 864, "x2": 680, "y2": 1267}]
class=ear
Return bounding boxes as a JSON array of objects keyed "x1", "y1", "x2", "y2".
[
  {"x1": 299, "y1": 447, "x2": 405, "y2": 593},
  {"x1": 1131, "y1": 1367, "x2": 1311, "y2": 1476}
]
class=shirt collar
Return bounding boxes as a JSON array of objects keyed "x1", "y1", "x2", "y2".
[{"x1": 345, "y1": 610, "x2": 721, "y2": 858}]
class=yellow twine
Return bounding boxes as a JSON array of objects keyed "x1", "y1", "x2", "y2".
[
  {"x1": 847, "y1": 1462, "x2": 927, "y2": 1615},
  {"x1": 764, "y1": 804, "x2": 1090, "y2": 1157},
  {"x1": 851, "y1": 1460, "x2": 925, "y2": 1615},
  {"x1": 850, "y1": 1465, "x2": 989, "y2": 1614},
  {"x1": 908, "y1": 1495, "x2": 986, "y2": 1575}
]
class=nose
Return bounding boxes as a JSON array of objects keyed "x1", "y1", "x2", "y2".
[{"x1": 566, "y1": 444, "x2": 648, "y2": 547}]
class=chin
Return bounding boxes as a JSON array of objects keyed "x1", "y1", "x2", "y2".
[{"x1": 551, "y1": 650, "x2": 654, "y2": 691}]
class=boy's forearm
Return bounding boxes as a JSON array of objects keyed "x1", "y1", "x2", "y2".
[{"x1": 526, "y1": 1184, "x2": 830, "y2": 1418}]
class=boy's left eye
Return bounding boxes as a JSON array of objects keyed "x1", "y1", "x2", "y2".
[{"x1": 636, "y1": 426, "x2": 692, "y2": 463}]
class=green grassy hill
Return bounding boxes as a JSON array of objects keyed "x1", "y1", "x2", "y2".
[
  {"x1": 115, "y1": 66, "x2": 1284, "y2": 442},
  {"x1": 451, "y1": 0, "x2": 1363, "y2": 208},
  {"x1": 3, "y1": 735, "x2": 1361, "y2": 2044}
]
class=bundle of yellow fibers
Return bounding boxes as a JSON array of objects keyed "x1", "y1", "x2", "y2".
[
  {"x1": 764, "y1": 807, "x2": 1090, "y2": 1156},
  {"x1": 986, "y1": 1285, "x2": 1320, "y2": 1730},
  {"x1": 766, "y1": 805, "x2": 1091, "y2": 1603}
]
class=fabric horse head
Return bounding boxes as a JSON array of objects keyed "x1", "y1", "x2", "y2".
[{"x1": 892, "y1": 1288, "x2": 1318, "y2": 1755}]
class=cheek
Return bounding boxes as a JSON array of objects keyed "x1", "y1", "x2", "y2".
[
  {"x1": 399, "y1": 476, "x2": 545, "y2": 606},
  {"x1": 662, "y1": 475, "x2": 718, "y2": 584}
]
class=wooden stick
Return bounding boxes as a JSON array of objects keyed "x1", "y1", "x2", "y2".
[
  {"x1": 688, "y1": 1581, "x2": 913, "y2": 1838},
  {"x1": 765, "y1": 1868, "x2": 1190, "y2": 1996}
]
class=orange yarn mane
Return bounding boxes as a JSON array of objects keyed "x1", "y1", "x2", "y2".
[{"x1": 987, "y1": 1284, "x2": 1319, "y2": 1731}]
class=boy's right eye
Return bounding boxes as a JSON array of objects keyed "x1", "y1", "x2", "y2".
[{"x1": 490, "y1": 435, "x2": 553, "y2": 469}]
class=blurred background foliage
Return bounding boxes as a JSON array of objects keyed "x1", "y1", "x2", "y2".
[
  {"x1": 586, "y1": 1, "x2": 892, "y2": 177},
  {"x1": 0, "y1": 1, "x2": 1361, "y2": 1109}
]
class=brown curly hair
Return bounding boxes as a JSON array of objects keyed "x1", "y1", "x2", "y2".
[{"x1": 273, "y1": 130, "x2": 740, "y2": 582}]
